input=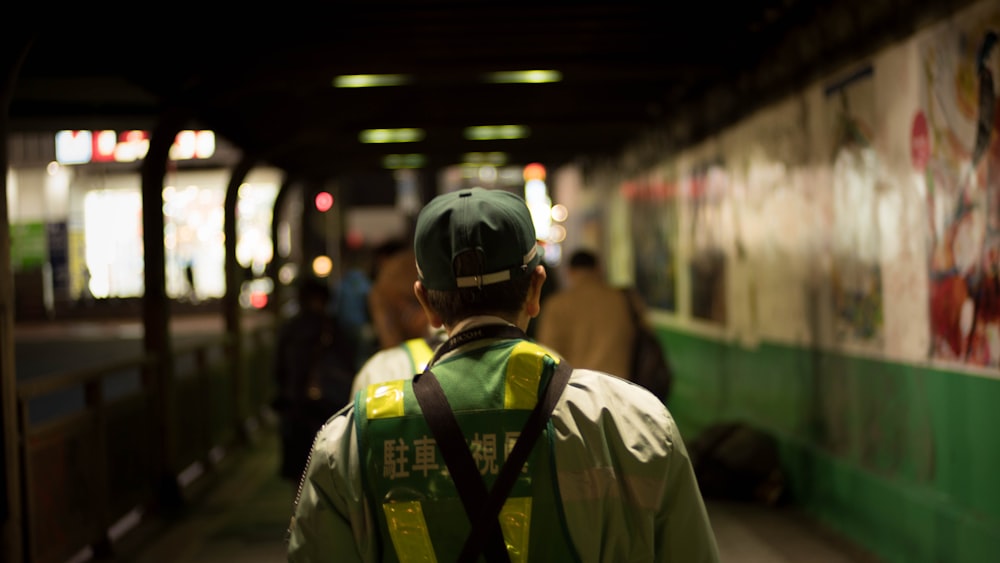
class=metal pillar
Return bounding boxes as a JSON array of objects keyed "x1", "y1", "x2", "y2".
[
  {"x1": 0, "y1": 33, "x2": 31, "y2": 563},
  {"x1": 223, "y1": 156, "x2": 255, "y2": 442},
  {"x1": 266, "y1": 175, "x2": 293, "y2": 312},
  {"x1": 140, "y1": 110, "x2": 186, "y2": 515}
]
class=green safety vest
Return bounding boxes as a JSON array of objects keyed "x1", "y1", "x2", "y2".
[
  {"x1": 402, "y1": 337, "x2": 435, "y2": 374},
  {"x1": 355, "y1": 339, "x2": 580, "y2": 563}
]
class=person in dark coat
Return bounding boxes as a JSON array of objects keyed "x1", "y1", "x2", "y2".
[{"x1": 272, "y1": 278, "x2": 357, "y2": 483}]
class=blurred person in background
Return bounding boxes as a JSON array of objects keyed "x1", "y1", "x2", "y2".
[
  {"x1": 534, "y1": 249, "x2": 636, "y2": 377},
  {"x1": 351, "y1": 238, "x2": 448, "y2": 395},
  {"x1": 331, "y1": 244, "x2": 378, "y2": 371},
  {"x1": 349, "y1": 321, "x2": 448, "y2": 397},
  {"x1": 367, "y1": 242, "x2": 430, "y2": 350},
  {"x1": 272, "y1": 278, "x2": 357, "y2": 486}
]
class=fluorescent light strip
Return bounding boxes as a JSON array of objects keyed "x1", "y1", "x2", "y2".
[
  {"x1": 485, "y1": 70, "x2": 562, "y2": 84},
  {"x1": 359, "y1": 128, "x2": 425, "y2": 143},
  {"x1": 334, "y1": 74, "x2": 411, "y2": 88},
  {"x1": 462, "y1": 152, "x2": 508, "y2": 165},
  {"x1": 382, "y1": 154, "x2": 426, "y2": 169},
  {"x1": 463, "y1": 125, "x2": 529, "y2": 141}
]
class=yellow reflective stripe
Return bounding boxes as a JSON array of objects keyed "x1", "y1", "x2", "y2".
[
  {"x1": 366, "y1": 380, "x2": 406, "y2": 419},
  {"x1": 381, "y1": 499, "x2": 530, "y2": 563},
  {"x1": 383, "y1": 501, "x2": 438, "y2": 563},
  {"x1": 500, "y1": 497, "x2": 532, "y2": 563},
  {"x1": 405, "y1": 338, "x2": 434, "y2": 372},
  {"x1": 505, "y1": 341, "x2": 554, "y2": 410}
]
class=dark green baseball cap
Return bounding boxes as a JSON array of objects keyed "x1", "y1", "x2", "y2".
[{"x1": 414, "y1": 187, "x2": 544, "y2": 291}]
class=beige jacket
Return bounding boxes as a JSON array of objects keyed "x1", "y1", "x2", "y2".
[{"x1": 535, "y1": 271, "x2": 637, "y2": 378}]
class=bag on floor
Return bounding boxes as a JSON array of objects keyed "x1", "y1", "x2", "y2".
[{"x1": 688, "y1": 422, "x2": 787, "y2": 505}]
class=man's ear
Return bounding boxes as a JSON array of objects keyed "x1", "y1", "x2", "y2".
[
  {"x1": 414, "y1": 281, "x2": 444, "y2": 328},
  {"x1": 524, "y1": 265, "x2": 547, "y2": 319}
]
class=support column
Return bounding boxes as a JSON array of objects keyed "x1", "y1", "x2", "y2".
[
  {"x1": 325, "y1": 181, "x2": 343, "y2": 282},
  {"x1": 269, "y1": 176, "x2": 305, "y2": 318},
  {"x1": 223, "y1": 156, "x2": 254, "y2": 442},
  {"x1": 266, "y1": 175, "x2": 293, "y2": 313},
  {"x1": 0, "y1": 34, "x2": 31, "y2": 563},
  {"x1": 141, "y1": 110, "x2": 185, "y2": 515}
]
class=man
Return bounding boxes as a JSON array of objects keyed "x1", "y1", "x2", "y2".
[
  {"x1": 272, "y1": 278, "x2": 356, "y2": 485},
  {"x1": 353, "y1": 242, "x2": 448, "y2": 394},
  {"x1": 288, "y1": 188, "x2": 719, "y2": 562},
  {"x1": 534, "y1": 249, "x2": 636, "y2": 378},
  {"x1": 367, "y1": 244, "x2": 432, "y2": 351},
  {"x1": 349, "y1": 324, "x2": 448, "y2": 397}
]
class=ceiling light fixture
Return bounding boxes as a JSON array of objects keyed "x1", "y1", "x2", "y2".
[
  {"x1": 382, "y1": 154, "x2": 427, "y2": 169},
  {"x1": 334, "y1": 74, "x2": 411, "y2": 88},
  {"x1": 485, "y1": 70, "x2": 562, "y2": 84},
  {"x1": 359, "y1": 128, "x2": 425, "y2": 143},
  {"x1": 463, "y1": 125, "x2": 529, "y2": 141},
  {"x1": 462, "y1": 152, "x2": 508, "y2": 166}
]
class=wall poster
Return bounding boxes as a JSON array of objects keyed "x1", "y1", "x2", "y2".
[
  {"x1": 686, "y1": 160, "x2": 728, "y2": 324},
  {"x1": 919, "y1": 9, "x2": 1000, "y2": 366},
  {"x1": 825, "y1": 64, "x2": 885, "y2": 348},
  {"x1": 623, "y1": 174, "x2": 678, "y2": 311}
]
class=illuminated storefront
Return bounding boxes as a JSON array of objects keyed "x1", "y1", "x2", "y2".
[{"x1": 7, "y1": 129, "x2": 281, "y2": 315}]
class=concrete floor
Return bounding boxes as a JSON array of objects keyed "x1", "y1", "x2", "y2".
[{"x1": 708, "y1": 501, "x2": 881, "y2": 563}]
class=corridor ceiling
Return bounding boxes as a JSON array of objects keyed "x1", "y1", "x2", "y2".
[{"x1": 6, "y1": 0, "x2": 972, "y2": 196}]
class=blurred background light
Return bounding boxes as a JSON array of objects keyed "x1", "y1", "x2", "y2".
[
  {"x1": 278, "y1": 263, "x2": 298, "y2": 285},
  {"x1": 484, "y1": 70, "x2": 562, "y2": 84},
  {"x1": 312, "y1": 256, "x2": 333, "y2": 278},
  {"x1": 478, "y1": 165, "x2": 498, "y2": 183},
  {"x1": 382, "y1": 153, "x2": 427, "y2": 169},
  {"x1": 334, "y1": 74, "x2": 411, "y2": 88},
  {"x1": 360, "y1": 128, "x2": 425, "y2": 143},
  {"x1": 550, "y1": 203, "x2": 568, "y2": 222},
  {"x1": 314, "y1": 191, "x2": 334, "y2": 212},
  {"x1": 239, "y1": 277, "x2": 274, "y2": 309},
  {"x1": 523, "y1": 162, "x2": 546, "y2": 181},
  {"x1": 463, "y1": 125, "x2": 529, "y2": 141},
  {"x1": 462, "y1": 152, "x2": 507, "y2": 166}
]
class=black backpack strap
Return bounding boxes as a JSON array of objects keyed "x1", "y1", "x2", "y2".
[
  {"x1": 456, "y1": 359, "x2": 573, "y2": 562},
  {"x1": 412, "y1": 358, "x2": 574, "y2": 563},
  {"x1": 412, "y1": 368, "x2": 509, "y2": 563}
]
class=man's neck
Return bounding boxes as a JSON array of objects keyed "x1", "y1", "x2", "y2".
[{"x1": 448, "y1": 315, "x2": 519, "y2": 337}]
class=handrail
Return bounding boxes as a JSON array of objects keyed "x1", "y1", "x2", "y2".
[
  {"x1": 16, "y1": 333, "x2": 236, "y2": 402},
  {"x1": 170, "y1": 334, "x2": 231, "y2": 357},
  {"x1": 16, "y1": 355, "x2": 156, "y2": 400},
  {"x1": 14, "y1": 320, "x2": 277, "y2": 563}
]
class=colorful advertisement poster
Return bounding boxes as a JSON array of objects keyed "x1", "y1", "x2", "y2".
[{"x1": 919, "y1": 9, "x2": 1000, "y2": 366}]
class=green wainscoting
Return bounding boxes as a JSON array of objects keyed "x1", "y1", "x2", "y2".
[{"x1": 659, "y1": 327, "x2": 1000, "y2": 563}]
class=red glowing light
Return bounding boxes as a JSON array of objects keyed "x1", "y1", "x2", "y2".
[
  {"x1": 315, "y1": 191, "x2": 334, "y2": 212},
  {"x1": 250, "y1": 291, "x2": 268, "y2": 309},
  {"x1": 523, "y1": 162, "x2": 546, "y2": 182}
]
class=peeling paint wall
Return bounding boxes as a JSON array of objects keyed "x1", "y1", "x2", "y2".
[{"x1": 579, "y1": 1, "x2": 1000, "y2": 561}]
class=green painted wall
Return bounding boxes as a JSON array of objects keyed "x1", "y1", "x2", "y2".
[{"x1": 660, "y1": 327, "x2": 1000, "y2": 563}]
